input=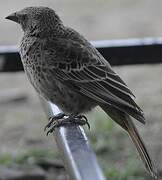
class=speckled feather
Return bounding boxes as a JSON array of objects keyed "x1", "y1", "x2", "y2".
[
  {"x1": 6, "y1": 7, "x2": 157, "y2": 179},
  {"x1": 20, "y1": 27, "x2": 145, "y2": 122}
]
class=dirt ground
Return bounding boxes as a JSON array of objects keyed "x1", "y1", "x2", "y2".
[{"x1": 0, "y1": 0, "x2": 162, "y2": 179}]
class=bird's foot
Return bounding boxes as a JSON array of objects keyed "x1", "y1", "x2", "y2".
[
  {"x1": 73, "y1": 115, "x2": 90, "y2": 130},
  {"x1": 45, "y1": 114, "x2": 90, "y2": 136},
  {"x1": 44, "y1": 113, "x2": 65, "y2": 132}
]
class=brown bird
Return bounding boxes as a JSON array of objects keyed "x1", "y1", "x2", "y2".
[{"x1": 6, "y1": 7, "x2": 157, "y2": 179}]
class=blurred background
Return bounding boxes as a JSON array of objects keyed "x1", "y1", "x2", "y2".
[{"x1": 0, "y1": 0, "x2": 162, "y2": 179}]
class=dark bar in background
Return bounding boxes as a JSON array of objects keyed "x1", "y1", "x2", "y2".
[{"x1": 0, "y1": 37, "x2": 162, "y2": 72}]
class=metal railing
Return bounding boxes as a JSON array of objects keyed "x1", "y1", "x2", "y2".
[
  {"x1": 0, "y1": 37, "x2": 162, "y2": 180},
  {"x1": 42, "y1": 101, "x2": 106, "y2": 180}
]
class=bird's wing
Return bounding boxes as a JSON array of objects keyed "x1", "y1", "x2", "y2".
[{"x1": 42, "y1": 37, "x2": 145, "y2": 123}]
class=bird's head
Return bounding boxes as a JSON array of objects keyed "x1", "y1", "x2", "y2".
[{"x1": 5, "y1": 6, "x2": 63, "y2": 34}]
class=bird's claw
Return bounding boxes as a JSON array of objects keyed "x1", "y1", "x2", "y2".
[
  {"x1": 45, "y1": 114, "x2": 90, "y2": 136},
  {"x1": 46, "y1": 119, "x2": 65, "y2": 136},
  {"x1": 44, "y1": 113, "x2": 65, "y2": 132},
  {"x1": 44, "y1": 117, "x2": 55, "y2": 132},
  {"x1": 76, "y1": 115, "x2": 90, "y2": 129}
]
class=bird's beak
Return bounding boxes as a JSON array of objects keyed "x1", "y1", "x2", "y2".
[{"x1": 5, "y1": 12, "x2": 19, "y2": 23}]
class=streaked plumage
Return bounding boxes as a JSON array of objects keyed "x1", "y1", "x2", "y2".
[{"x1": 6, "y1": 7, "x2": 157, "y2": 179}]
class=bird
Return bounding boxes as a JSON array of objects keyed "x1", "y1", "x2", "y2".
[{"x1": 6, "y1": 6, "x2": 157, "y2": 179}]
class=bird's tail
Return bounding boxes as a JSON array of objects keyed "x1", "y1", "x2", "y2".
[
  {"x1": 123, "y1": 116, "x2": 158, "y2": 179},
  {"x1": 100, "y1": 105, "x2": 158, "y2": 179}
]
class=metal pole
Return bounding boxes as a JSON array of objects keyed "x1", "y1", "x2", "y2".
[{"x1": 41, "y1": 99, "x2": 106, "y2": 180}]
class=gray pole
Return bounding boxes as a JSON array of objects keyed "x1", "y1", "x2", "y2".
[{"x1": 41, "y1": 99, "x2": 106, "y2": 180}]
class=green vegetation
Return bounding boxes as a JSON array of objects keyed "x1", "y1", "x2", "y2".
[{"x1": 0, "y1": 149, "x2": 60, "y2": 167}]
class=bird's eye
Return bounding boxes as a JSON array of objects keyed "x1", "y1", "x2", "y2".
[{"x1": 21, "y1": 14, "x2": 27, "y2": 21}]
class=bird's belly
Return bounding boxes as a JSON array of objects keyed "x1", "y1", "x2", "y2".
[
  {"x1": 25, "y1": 66, "x2": 96, "y2": 114},
  {"x1": 48, "y1": 86, "x2": 96, "y2": 114}
]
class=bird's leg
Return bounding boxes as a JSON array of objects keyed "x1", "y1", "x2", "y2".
[{"x1": 45, "y1": 114, "x2": 90, "y2": 135}]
